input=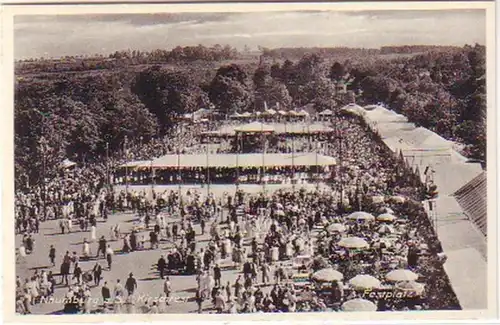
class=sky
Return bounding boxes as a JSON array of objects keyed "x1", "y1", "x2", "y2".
[{"x1": 14, "y1": 10, "x2": 486, "y2": 60}]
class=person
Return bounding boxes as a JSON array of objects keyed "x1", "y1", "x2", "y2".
[
  {"x1": 261, "y1": 263, "x2": 271, "y2": 285},
  {"x1": 106, "y1": 245, "x2": 114, "y2": 270},
  {"x1": 200, "y1": 218, "x2": 206, "y2": 235},
  {"x1": 214, "y1": 290, "x2": 225, "y2": 313},
  {"x1": 93, "y1": 262, "x2": 103, "y2": 286},
  {"x1": 48, "y1": 245, "x2": 56, "y2": 266},
  {"x1": 114, "y1": 279, "x2": 124, "y2": 298},
  {"x1": 195, "y1": 289, "x2": 203, "y2": 313},
  {"x1": 96, "y1": 236, "x2": 107, "y2": 258},
  {"x1": 149, "y1": 301, "x2": 159, "y2": 314},
  {"x1": 163, "y1": 277, "x2": 171, "y2": 305},
  {"x1": 157, "y1": 255, "x2": 167, "y2": 279},
  {"x1": 82, "y1": 239, "x2": 91, "y2": 261},
  {"x1": 125, "y1": 273, "x2": 137, "y2": 296},
  {"x1": 90, "y1": 225, "x2": 97, "y2": 243},
  {"x1": 214, "y1": 264, "x2": 222, "y2": 287},
  {"x1": 72, "y1": 263, "x2": 82, "y2": 285},
  {"x1": 101, "y1": 281, "x2": 111, "y2": 304}
]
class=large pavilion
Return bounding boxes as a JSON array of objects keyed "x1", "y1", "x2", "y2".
[{"x1": 114, "y1": 152, "x2": 337, "y2": 186}]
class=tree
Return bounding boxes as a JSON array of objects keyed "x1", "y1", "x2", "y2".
[
  {"x1": 209, "y1": 64, "x2": 252, "y2": 114},
  {"x1": 132, "y1": 66, "x2": 204, "y2": 133},
  {"x1": 329, "y1": 61, "x2": 345, "y2": 81}
]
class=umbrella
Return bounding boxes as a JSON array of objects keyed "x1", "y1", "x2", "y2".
[
  {"x1": 377, "y1": 224, "x2": 395, "y2": 234},
  {"x1": 386, "y1": 269, "x2": 418, "y2": 282},
  {"x1": 349, "y1": 275, "x2": 381, "y2": 290},
  {"x1": 338, "y1": 237, "x2": 369, "y2": 249},
  {"x1": 346, "y1": 211, "x2": 375, "y2": 222},
  {"x1": 328, "y1": 223, "x2": 346, "y2": 233},
  {"x1": 377, "y1": 213, "x2": 396, "y2": 222},
  {"x1": 395, "y1": 281, "x2": 425, "y2": 295},
  {"x1": 341, "y1": 298, "x2": 377, "y2": 312},
  {"x1": 391, "y1": 195, "x2": 406, "y2": 203},
  {"x1": 311, "y1": 268, "x2": 344, "y2": 282},
  {"x1": 379, "y1": 207, "x2": 395, "y2": 214}
]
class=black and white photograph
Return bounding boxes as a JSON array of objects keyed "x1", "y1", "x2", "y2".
[{"x1": 4, "y1": 2, "x2": 496, "y2": 320}]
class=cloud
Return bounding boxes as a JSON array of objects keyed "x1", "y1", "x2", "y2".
[{"x1": 14, "y1": 10, "x2": 486, "y2": 59}]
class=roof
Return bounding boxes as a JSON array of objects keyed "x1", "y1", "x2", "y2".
[
  {"x1": 150, "y1": 153, "x2": 336, "y2": 169},
  {"x1": 206, "y1": 123, "x2": 333, "y2": 136},
  {"x1": 234, "y1": 122, "x2": 275, "y2": 133},
  {"x1": 453, "y1": 172, "x2": 487, "y2": 236},
  {"x1": 119, "y1": 160, "x2": 153, "y2": 168}
]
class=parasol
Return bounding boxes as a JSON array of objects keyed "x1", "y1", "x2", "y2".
[
  {"x1": 349, "y1": 275, "x2": 381, "y2": 290},
  {"x1": 311, "y1": 268, "x2": 344, "y2": 282},
  {"x1": 346, "y1": 211, "x2": 375, "y2": 222},
  {"x1": 377, "y1": 224, "x2": 395, "y2": 234},
  {"x1": 395, "y1": 281, "x2": 425, "y2": 295},
  {"x1": 386, "y1": 269, "x2": 419, "y2": 282},
  {"x1": 377, "y1": 213, "x2": 396, "y2": 222},
  {"x1": 328, "y1": 223, "x2": 346, "y2": 233},
  {"x1": 338, "y1": 236, "x2": 369, "y2": 249},
  {"x1": 341, "y1": 298, "x2": 377, "y2": 312}
]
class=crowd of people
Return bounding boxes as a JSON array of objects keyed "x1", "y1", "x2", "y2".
[{"x1": 15, "y1": 111, "x2": 459, "y2": 315}]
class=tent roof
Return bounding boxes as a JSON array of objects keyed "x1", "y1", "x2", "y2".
[
  {"x1": 150, "y1": 153, "x2": 336, "y2": 169},
  {"x1": 234, "y1": 122, "x2": 275, "y2": 133},
  {"x1": 119, "y1": 160, "x2": 152, "y2": 168},
  {"x1": 207, "y1": 123, "x2": 333, "y2": 136}
]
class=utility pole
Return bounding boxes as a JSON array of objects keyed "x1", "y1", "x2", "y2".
[
  {"x1": 124, "y1": 135, "x2": 129, "y2": 195},
  {"x1": 106, "y1": 141, "x2": 110, "y2": 189}
]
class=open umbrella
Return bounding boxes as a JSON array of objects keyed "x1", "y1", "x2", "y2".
[
  {"x1": 328, "y1": 223, "x2": 346, "y2": 233},
  {"x1": 311, "y1": 268, "x2": 343, "y2": 282},
  {"x1": 341, "y1": 298, "x2": 377, "y2": 312},
  {"x1": 395, "y1": 281, "x2": 425, "y2": 296},
  {"x1": 379, "y1": 207, "x2": 395, "y2": 214},
  {"x1": 338, "y1": 237, "x2": 369, "y2": 249},
  {"x1": 349, "y1": 275, "x2": 381, "y2": 290},
  {"x1": 377, "y1": 224, "x2": 395, "y2": 234},
  {"x1": 386, "y1": 269, "x2": 418, "y2": 282},
  {"x1": 377, "y1": 213, "x2": 396, "y2": 222},
  {"x1": 346, "y1": 212, "x2": 375, "y2": 222}
]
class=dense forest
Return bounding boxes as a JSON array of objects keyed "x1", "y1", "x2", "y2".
[{"x1": 14, "y1": 44, "x2": 486, "y2": 187}]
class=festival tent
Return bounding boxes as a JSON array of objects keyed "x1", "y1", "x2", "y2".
[
  {"x1": 278, "y1": 110, "x2": 288, "y2": 116},
  {"x1": 266, "y1": 109, "x2": 277, "y2": 115},
  {"x1": 119, "y1": 160, "x2": 153, "y2": 169},
  {"x1": 453, "y1": 172, "x2": 487, "y2": 236},
  {"x1": 150, "y1": 153, "x2": 336, "y2": 169}
]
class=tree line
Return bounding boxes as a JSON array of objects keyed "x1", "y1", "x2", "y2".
[{"x1": 14, "y1": 43, "x2": 486, "y2": 188}]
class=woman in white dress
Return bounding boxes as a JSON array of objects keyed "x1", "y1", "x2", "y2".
[
  {"x1": 90, "y1": 225, "x2": 97, "y2": 242},
  {"x1": 82, "y1": 240, "x2": 90, "y2": 259}
]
